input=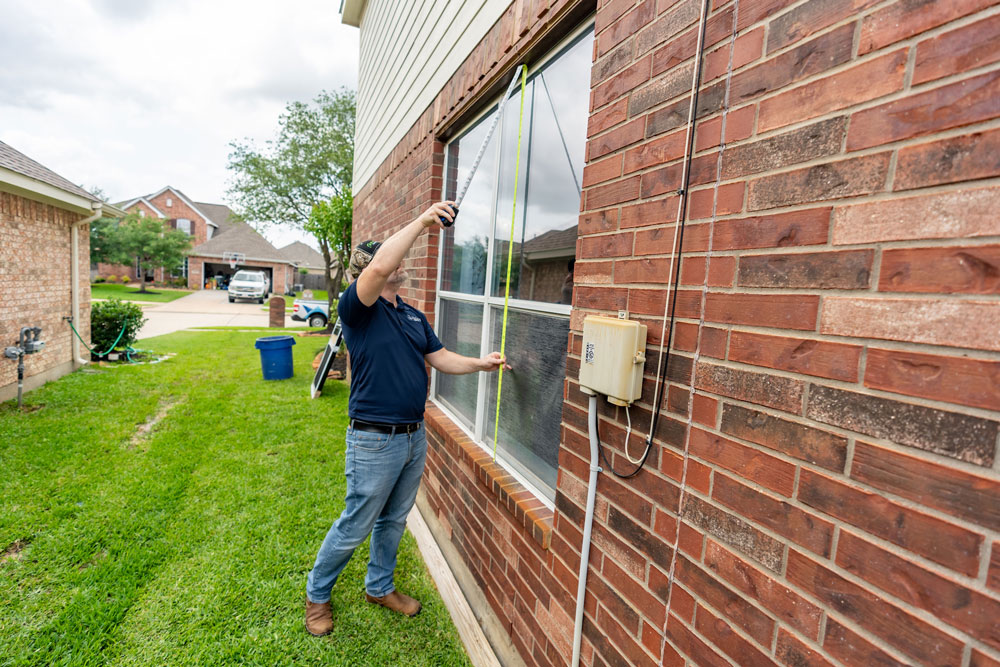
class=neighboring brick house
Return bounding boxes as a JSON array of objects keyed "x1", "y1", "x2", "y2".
[
  {"x1": 342, "y1": 2, "x2": 1000, "y2": 666},
  {"x1": 0, "y1": 141, "x2": 122, "y2": 402},
  {"x1": 279, "y1": 241, "x2": 338, "y2": 291},
  {"x1": 99, "y1": 187, "x2": 298, "y2": 293}
]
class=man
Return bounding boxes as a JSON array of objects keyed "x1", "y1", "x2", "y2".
[{"x1": 305, "y1": 201, "x2": 508, "y2": 636}]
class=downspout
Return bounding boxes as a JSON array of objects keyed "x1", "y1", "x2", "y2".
[{"x1": 71, "y1": 201, "x2": 105, "y2": 366}]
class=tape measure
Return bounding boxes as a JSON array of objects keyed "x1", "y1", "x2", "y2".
[{"x1": 492, "y1": 65, "x2": 528, "y2": 460}]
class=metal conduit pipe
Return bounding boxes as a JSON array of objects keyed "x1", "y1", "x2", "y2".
[
  {"x1": 571, "y1": 393, "x2": 601, "y2": 667},
  {"x1": 71, "y1": 202, "x2": 105, "y2": 366}
]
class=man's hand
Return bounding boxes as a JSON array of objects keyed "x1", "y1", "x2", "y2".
[
  {"x1": 417, "y1": 201, "x2": 456, "y2": 228},
  {"x1": 480, "y1": 352, "x2": 511, "y2": 373}
]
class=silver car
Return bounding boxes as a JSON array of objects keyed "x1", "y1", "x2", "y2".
[{"x1": 228, "y1": 270, "x2": 270, "y2": 304}]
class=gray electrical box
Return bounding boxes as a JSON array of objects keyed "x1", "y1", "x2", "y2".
[{"x1": 578, "y1": 315, "x2": 647, "y2": 406}]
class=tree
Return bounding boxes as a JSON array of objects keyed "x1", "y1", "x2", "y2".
[
  {"x1": 97, "y1": 213, "x2": 192, "y2": 293},
  {"x1": 226, "y1": 88, "x2": 354, "y2": 324},
  {"x1": 305, "y1": 192, "x2": 353, "y2": 296}
]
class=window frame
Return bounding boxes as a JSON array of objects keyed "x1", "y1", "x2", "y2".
[{"x1": 431, "y1": 22, "x2": 594, "y2": 506}]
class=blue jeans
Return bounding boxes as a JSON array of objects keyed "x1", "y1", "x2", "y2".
[{"x1": 306, "y1": 423, "x2": 427, "y2": 603}]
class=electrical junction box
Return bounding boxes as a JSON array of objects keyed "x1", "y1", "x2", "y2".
[{"x1": 578, "y1": 315, "x2": 647, "y2": 406}]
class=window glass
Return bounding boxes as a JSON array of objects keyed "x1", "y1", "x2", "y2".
[
  {"x1": 441, "y1": 108, "x2": 498, "y2": 295},
  {"x1": 491, "y1": 35, "x2": 590, "y2": 303},
  {"x1": 176, "y1": 218, "x2": 192, "y2": 235},
  {"x1": 436, "y1": 299, "x2": 483, "y2": 429},
  {"x1": 485, "y1": 308, "x2": 569, "y2": 492},
  {"x1": 434, "y1": 26, "x2": 594, "y2": 501}
]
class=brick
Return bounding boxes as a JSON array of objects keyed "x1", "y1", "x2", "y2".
[
  {"x1": 575, "y1": 259, "x2": 614, "y2": 284},
  {"x1": 664, "y1": 613, "x2": 731, "y2": 667},
  {"x1": 595, "y1": 0, "x2": 635, "y2": 35},
  {"x1": 598, "y1": 0, "x2": 655, "y2": 57},
  {"x1": 798, "y1": 469, "x2": 984, "y2": 576},
  {"x1": 628, "y1": 288, "x2": 700, "y2": 318},
  {"x1": 592, "y1": 38, "x2": 635, "y2": 88},
  {"x1": 832, "y1": 184, "x2": 1000, "y2": 245},
  {"x1": 651, "y1": 9, "x2": 735, "y2": 77},
  {"x1": 767, "y1": 0, "x2": 880, "y2": 53},
  {"x1": 701, "y1": 26, "x2": 763, "y2": 82},
  {"x1": 704, "y1": 540, "x2": 823, "y2": 640},
  {"x1": 859, "y1": 0, "x2": 996, "y2": 54},
  {"x1": 691, "y1": 393, "x2": 718, "y2": 426},
  {"x1": 720, "y1": 402, "x2": 848, "y2": 471},
  {"x1": 715, "y1": 473, "x2": 834, "y2": 556},
  {"x1": 872, "y1": 342, "x2": 1000, "y2": 411},
  {"x1": 617, "y1": 257, "x2": 681, "y2": 284},
  {"x1": 714, "y1": 208, "x2": 830, "y2": 250},
  {"x1": 775, "y1": 628, "x2": 832, "y2": 667},
  {"x1": 847, "y1": 70, "x2": 1000, "y2": 151},
  {"x1": 822, "y1": 619, "x2": 910, "y2": 667},
  {"x1": 894, "y1": 126, "x2": 1000, "y2": 191},
  {"x1": 629, "y1": 62, "x2": 694, "y2": 116},
  {"x1": 575, "y1": 286, "x2": 630, "y2": 310},
  {"x1": 972, "y1": 648, "x2": 1000, "y2": 667},
  {"x1": 820, "y1": 296, "x2": 1000, "y2": 353},
  {"x1": 583, "y1": 154, "x2": 623, "y2": 188},
  {"x1": 579, "y1": 208, "x2": 620, "y2": 235},
  {"x1": 706, "y1": 256, "x2": 734, "y2": 286},
  {"x1": 736, "y1": 0, "x2": 798, "y2": 31},
  {"x1": 689, "y1": 427, "x2": 796, "y2": 495},
  {"x1": 579, "y1": 232, "x2": 634, "y2": 259},
  {"x1": 695, "y1": 361, "x2": 804, "y2": 413},
  {"x1": 721, "y1": 117, "x2": 846, "y2": 179},
  {"x1": 681, "y1": 494, "x2": 785, "y2": 572},
  {"x1": 729, "y1": 331, "x2": 861, "y2": 383},
  {"x1": 645, "y1": 81, "x2": 726, "y2": 137},
  {"x1": 758, "y1": 49, "x2": 907, "y2": 132},
  {"x1": 639, "y1": 163, "x2": 683, "y2": 198},
  {"x1": 704, "y1": 293, "x2": 819, "y2": 330},
  {"x1": 693, "y1": 602, "x2": 777, "y2": 665},
  {"x1": 814, "y1": 383, "x2": 998, "y2": 465},
  {"x1": 608, "y1": 506, "x2": 674, "y2": 570},
  {"x1": 838, "y1": 530, "x2": 1000, "y2": 650},
  {"x1": 688, "y1": 183, "x2": 744, "y2": 219},
  {"x1": 624, "y1": 129, "x2": 685, "y2": 174},
  {"x1": 676, "y1": 555, "x2": 776, "y2": 646},
  {"x1": 589, "y1": 98, "x2": 629, "y2": 137},
  {"x1": 601, "y1": 557, "x2": 666, "y2": 628},
  {"x1": 589, "y1": 119, "x2": 646, "y2": 160},
  {"x1": 586, "y1": 176, "x2": 641, "y2": 209},
  {"x1": 991, "y1": 543, "x2": 1000, "y2": 594},
  {"x1": 594, "y1": 57, "x2": 652, "y2": 110},
  {"x1": 724, "y1": 104, "x2": 755, "y2": 143},
  {"x1": 747, "y1": 152, "x2": 890, "y2": 211},
  {"x1": 698, "y1": 326, "x2": 727, "y2": 358},
  {"x1": 879, "y1": 244, "x2": 1000, "y2": 295},
  {"x1": 728, "y1": 24, "x2": 855, "y2": 106},
  {"x1": 737, "y1": 249, "x2": 873, "y2": 289},
  {"x1": 788, "y1": 550, "x2": 965, "y2": 666},
  {"x1": 915, "y1": 12, "x2": 1000, "y2": 84},
  {"x1": 851, "y1": 441, "x2": 1000, "y2": 532},
  {"x1": 635, "y1": 0, "x2": 699, "y2": 54}
]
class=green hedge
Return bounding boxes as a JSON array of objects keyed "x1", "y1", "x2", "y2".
[{"x1": 90, "y1": 298, "x2": 147, "y2": 355}]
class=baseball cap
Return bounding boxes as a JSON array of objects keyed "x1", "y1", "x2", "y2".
[{"x1": 349, "y1": 239, "x2": 382, "y2": 277}]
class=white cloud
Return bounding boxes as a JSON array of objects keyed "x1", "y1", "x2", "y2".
[{"x1": 0, "y1": 0, "x2": 358, "y2": 251}]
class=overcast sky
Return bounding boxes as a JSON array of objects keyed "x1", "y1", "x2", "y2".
[{"x1": 0, "y1": 0, "x2": 359, "y2": 250}]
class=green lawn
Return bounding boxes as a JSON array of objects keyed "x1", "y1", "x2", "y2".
[
  {"x1": 91, "y1": 283, "x2": 192, "y2": 303},
  {"x1": 0, "y1": 331, "x2": 470, "y2": 666}
]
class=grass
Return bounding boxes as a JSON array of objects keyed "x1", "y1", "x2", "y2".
[
  {"x1": 91, "y1": 283, "x2": 192, "y2": 303},
  {"x1": 0, "y1": 331, "x2": 470, "y2": 666}
]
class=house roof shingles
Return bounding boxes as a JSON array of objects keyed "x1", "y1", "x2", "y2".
[
  {"x1": 0, "y1": 140, "x2": 101, "y2": 203},
  {"x1": 279, "y1": 241, "x2": 326, "y2": 269}
]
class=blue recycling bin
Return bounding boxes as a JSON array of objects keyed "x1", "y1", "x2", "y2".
[{"x1": 255, "y1": 336, "x2": 295, "y2": 380}]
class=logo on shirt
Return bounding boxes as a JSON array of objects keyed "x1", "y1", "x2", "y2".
[{"x1": 406, "y1": 313, "x2": 421, "y2": 323}]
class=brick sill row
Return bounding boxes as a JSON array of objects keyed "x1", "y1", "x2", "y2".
[{"x1": 424, "y1": 403, "x2": 554, "y2": 549}]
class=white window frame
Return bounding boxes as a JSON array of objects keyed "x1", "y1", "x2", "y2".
[{"x1": 431, "y1": 23, "x2": 593, "y2": 507}]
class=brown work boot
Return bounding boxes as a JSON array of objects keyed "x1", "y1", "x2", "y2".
[
  {"x1": 305, "y1": 599, "x2": 333, "y2": 636},
  {"x1": 365, "y1": 590, "x2": 421, "y2": 617}
]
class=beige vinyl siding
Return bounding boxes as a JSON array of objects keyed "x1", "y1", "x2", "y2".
[{"x1": 353, "y1": 0, "x2": 511, "y2": 194}]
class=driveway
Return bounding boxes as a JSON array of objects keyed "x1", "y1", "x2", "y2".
[{"x1": 137, "y1": 289, "x2": 306, "y2": 339}]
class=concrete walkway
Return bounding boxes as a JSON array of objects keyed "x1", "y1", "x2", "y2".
[{"x1": 136, "y1": 289, "x2": 306, "y2": 340}]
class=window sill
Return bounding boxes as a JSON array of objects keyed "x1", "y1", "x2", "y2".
[{"x1": 424, "y1": 404, "x2": 553, "y2": 549}]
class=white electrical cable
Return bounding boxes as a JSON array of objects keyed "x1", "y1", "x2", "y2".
[{"x1": 623, "y1": 404, "x2": 646, "y2": 465}]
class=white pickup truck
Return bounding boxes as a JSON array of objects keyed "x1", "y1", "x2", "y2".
[{"x1": 228, "y1": 270, "x2": 270, "y2": 304}]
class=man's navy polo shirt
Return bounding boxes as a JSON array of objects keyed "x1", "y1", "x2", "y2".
[{"x1": 338, "y1": 281, "x2": 443, "y2": 424}]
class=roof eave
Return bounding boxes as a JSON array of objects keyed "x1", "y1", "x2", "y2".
[
  {"x1": 340, "y1": 0, "x2": 365, "y2": 26},
  {"x1": 0, "y1": 166, "x2": 124, "y2": 216}
]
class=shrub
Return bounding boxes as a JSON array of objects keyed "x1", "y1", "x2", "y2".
[
  {"x1": 106, "y1": 275, "x2": 117, "y2": 283},
  {"x1": 92, "y1": 276, "x2": 106, "y2": 284},
  {"x1": 90, "y1": 298, "x2": 146, "y2": 356},
  {"x1": 173, "y1": 277, "x2": 188, "y2": 287},
  {"x1": 120, "y1": 275, "x2": 132, "y2": 284}
]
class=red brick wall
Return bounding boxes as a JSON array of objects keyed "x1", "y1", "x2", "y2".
[
  {"x1": 146, "y1": 190, "x2": 211, "y2": 245},
  {"x1": 352, "y1": 1, "x2": 1000, "y2": 665},
  {"x1": 0, "y1": 192, "x2": 90, "y2": 396}
]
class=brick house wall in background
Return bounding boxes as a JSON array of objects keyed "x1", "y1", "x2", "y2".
[
  {"x1": 350, "y1": 0, "x2": 1000, "y2": 665},
  {"x1": 0, "y1": 192, "x2": 90, "y2": 401}
]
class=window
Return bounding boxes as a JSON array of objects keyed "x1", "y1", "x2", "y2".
[
  {"x1": 433, "y1": 26, "x2": 593, "y2": 501},
  {"x1": 166, "y1": 197, "x2": 173, "y2": 207},
  {"x1": 176, "y1": 218, "x2": 192, "y2": 235}
]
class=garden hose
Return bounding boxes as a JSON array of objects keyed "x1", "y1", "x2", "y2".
[{"x1": 66, "y1": 318, "x2": 135, "y2": 360}]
